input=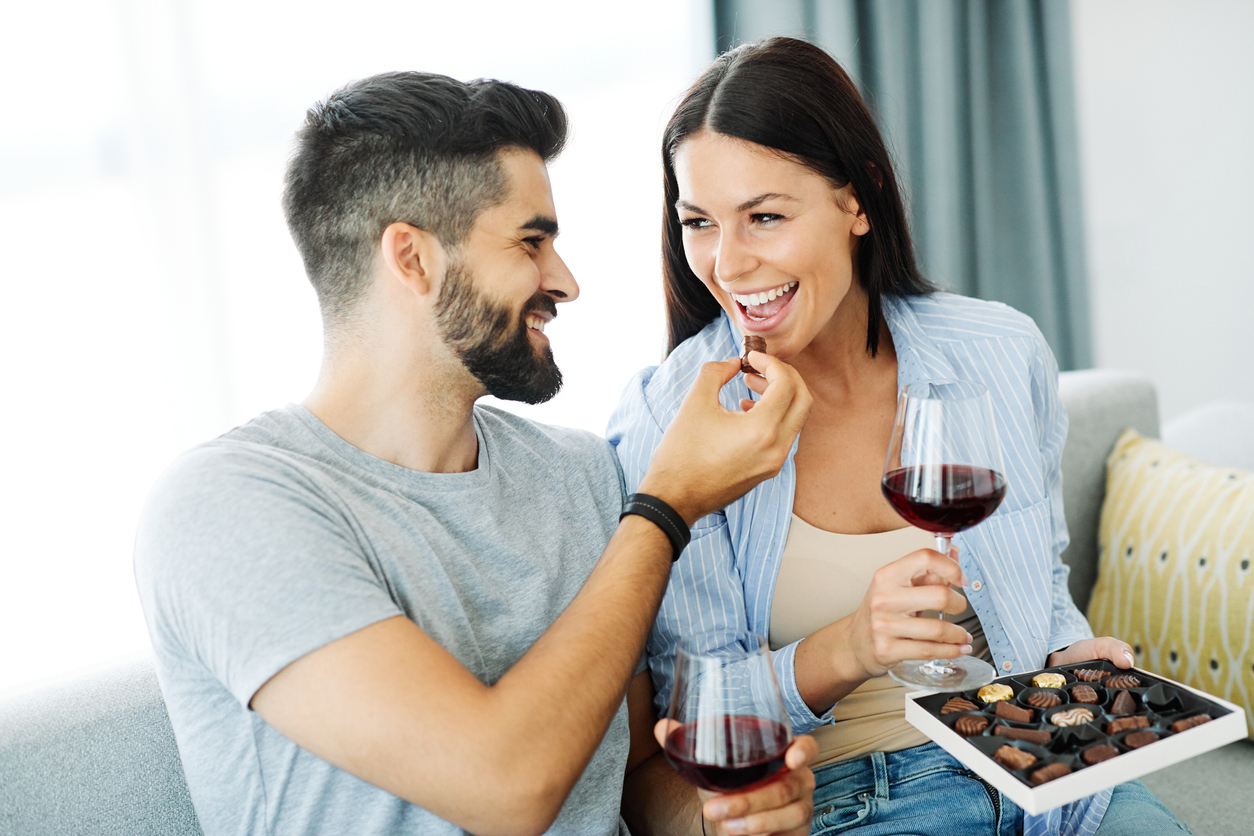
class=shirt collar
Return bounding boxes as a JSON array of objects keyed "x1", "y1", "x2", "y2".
[{"x1": 882, "y1": 294, "x2": 958, "y2": 390}]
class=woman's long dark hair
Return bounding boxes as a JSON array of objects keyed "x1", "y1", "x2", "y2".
[{"x1": 662, "y1": 37, "x2": 934, "y2": 355}]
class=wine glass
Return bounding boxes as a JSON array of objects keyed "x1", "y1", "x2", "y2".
[
  {"x1": 663, "y1": 633, "x2": 793, "y2": 793},
  {"x1": 880, "y1": 380, "x2": 1007, "y2": 690}
]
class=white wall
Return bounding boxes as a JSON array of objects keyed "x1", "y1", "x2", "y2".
[{"x1": 1072, "y1": 0, "x2": 1254, "y2": 422}]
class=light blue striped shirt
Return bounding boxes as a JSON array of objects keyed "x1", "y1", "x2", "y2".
[{"x1": 607, "y1": 292, "x2": 1108, "y2": 836}]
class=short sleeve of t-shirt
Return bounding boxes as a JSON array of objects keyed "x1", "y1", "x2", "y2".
[{"x1": 134, "y1": 442, "x2": 403, "y2": 707}]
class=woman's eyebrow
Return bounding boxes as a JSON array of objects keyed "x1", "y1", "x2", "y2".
[
  {"x1": 735, "y1": 192, "x2": 797, "y2": 212},
  {"x1": 674, "y1": 193, "x2": 798, "y2": 214}
]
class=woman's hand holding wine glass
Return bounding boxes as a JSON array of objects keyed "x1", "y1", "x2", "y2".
[{"x1": 842, "y1": 545, "x2": 976, "y2": 680}]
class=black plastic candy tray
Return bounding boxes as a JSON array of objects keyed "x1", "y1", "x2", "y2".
[{"x1": 904, "y1": 661, "x2": 1246, "y2": 814}]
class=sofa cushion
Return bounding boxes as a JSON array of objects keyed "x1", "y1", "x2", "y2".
[
  {"x1": 1086, "y1": 429, "x2": 1254, "y2": 739},
  {"x1": 0, "y1": 657, "x2": 202, "y2": 835}
]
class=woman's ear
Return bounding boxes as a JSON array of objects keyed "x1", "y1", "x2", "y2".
[{"x1": 380, "y1": 222, "x2": 447, "y2": 298}]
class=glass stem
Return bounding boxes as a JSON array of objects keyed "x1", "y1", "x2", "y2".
[{"x1": 924, "y1": 534, "x2": 956, "y2": 674}]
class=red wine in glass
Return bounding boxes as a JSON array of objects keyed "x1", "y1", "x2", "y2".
[
  {"x1": 664, "y1": 633, "x2": 794, "y2": 794},
  {"x1": 664, "y1": 715, "x2": 790, "y2": 792},
  {"x1": 882, "y1": 464, "x2": 1006, "y2": 533},
  {"x1": 880, "y1": 381, "x2": 1006, "y2": 691}
]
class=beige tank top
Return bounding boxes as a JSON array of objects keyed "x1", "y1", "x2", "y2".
[{"x1": 768, "y1": 515, "x2": 991, "y2": 767}]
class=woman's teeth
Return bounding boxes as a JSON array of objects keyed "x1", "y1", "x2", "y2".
[
  {"x1": 525, "y1": 315, "x2": 547, "y2": 332},
  {"x1": 731, "y1": 282, "x2": 797, "y2": 307}
]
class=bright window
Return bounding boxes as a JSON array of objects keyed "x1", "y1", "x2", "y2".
[{"x1": 0, "y1": 0, "x2": 712, "y2": 694}]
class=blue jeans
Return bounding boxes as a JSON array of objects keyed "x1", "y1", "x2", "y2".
[
  {"x1": 1093, "y1": 780, "x2": 1190, "y2": 835},
  {"x1": 809, "y1": 743, "x2": 1021, "y2": 835},
  {"x1": 809, "y1": 744, "x2": 1188, "y2": 835}
]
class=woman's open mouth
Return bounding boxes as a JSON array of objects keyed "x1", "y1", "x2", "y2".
[{"x1": 730, "y1": 281, "x2": 797, "y2": 330}]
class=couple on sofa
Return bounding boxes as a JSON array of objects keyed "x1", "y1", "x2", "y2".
[{"x1": 134, "y1": 37, "x2": 1185, "y2": 836}]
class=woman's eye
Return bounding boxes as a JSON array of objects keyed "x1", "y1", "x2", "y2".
[
  {"x1": 679, "y1": 217, "x2": 711, "y2": 230},
  {"x1": 751, "y1": 213, "x2": 783, "y2": 224}
]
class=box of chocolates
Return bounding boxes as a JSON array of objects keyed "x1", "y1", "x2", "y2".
[{"x1": 903, "y1": 661, "x2": 1247, "y2": 814}]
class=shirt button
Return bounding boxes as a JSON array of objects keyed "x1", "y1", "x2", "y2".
[
  {"x1": 1003, "y1": 661, "x2": 1013, "y2": 671},
  {"x1": 971, "y1": 580, "x2": 983, "y2": 591}
]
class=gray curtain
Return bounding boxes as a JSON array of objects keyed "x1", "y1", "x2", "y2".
[{"x1": 714, "y1": 0, "x2": 1091, "y2": 370}]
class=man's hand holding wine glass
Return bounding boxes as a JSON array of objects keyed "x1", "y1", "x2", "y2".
[{"x1": 653, "y1": 719, "x2": 818, "y2": 836}]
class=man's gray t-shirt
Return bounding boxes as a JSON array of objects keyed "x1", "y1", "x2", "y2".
[{"x1": 134, "y1": 404, "x2": 629, "y2": 836}]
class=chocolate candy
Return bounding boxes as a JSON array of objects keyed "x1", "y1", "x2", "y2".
[
  {"x1": 996, "y1": 701, "x2": 1033, "y2": 723},
  {"x1": 1082, "y1": 745, "x2": 1119, "y2": 765},
  {"x1": 1104, "y1": 673, "x2": 1142, "y2": 689},
  {"x1": 1107, "y1": 715, "x2": 1150, "y2": 735},
  {"x1": 1110, "y1": 690, "x2": 1137, "y2": 716},
  {"x1": 942, "y1": 697, "x2": 978, "y2": 715},
  {"x1": 1030, "y1": 762, "x2": 1072, "y2": 786},
  {"x1": 955, "y1": 715, "x2": 990, "y2": 737},
  {"x1": 1070, "y1": 685, "x2": 1099, "y2": 704},
  {"x1": 978, "y1": 683, "x2": 1015, "y2": 704},
  {"x1": 993, "y1": 744, "x2": 1038, "y2": 770},
  {"x1": 1050, "y1": 707, "x2": 1094, "y2": 727},
  {"x1": 993, "y1": 725, "x2": 1052, "y2": 746},
  {"x1": 1170, "y1": 714, "x2": 1212, "y2": 733},
  {"x1": 1072, "y1": 668, "x2": 1106, "y2": 682},
  {"x1": 1032, "y1": 673, "x2": 1067, "y2": 689},
  {"x1": 1026, "y1": 690, "x2": 1062, "y2": 709},
  {"x1": 741, "y1": 335, "x2": 767, "y2": 375},
  {"x1": 1125, "y1": 730, "x2": 1160, "y2": 749}
]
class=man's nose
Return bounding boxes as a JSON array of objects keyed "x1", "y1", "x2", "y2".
[{"x1": 541, "y1": 248, "x2": 579, "y2": 303}]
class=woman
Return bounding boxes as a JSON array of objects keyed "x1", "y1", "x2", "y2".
[{"x1": 609, "y1": 38, "x2": 1187, "y2": 836}]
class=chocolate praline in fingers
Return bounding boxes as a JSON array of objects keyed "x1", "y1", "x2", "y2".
[
  {"x1": 1125, "y1": 730, "x2": 1160, "y2": 749},
  {"x1": 1026, "y1": 690, "x2": 1062, "y2": 709},
  {"x1": 992, "y1": 725, "x2": 1051, "y2": 746},
  {"x1": 1070, "y1": 685, "x2": 1099, "y2": 704},
  {"x1": 1030, "y1": 762, "x2": 1072, "y2": 786},
  {"x1": 1170, "y1": 715, "x2": 1212, "y2": 733},
  {"x1": 955, "y1": 716, "x2": 990, "y2": 737},
  {"x1": 1107, "y1": 715, "x2": 1150, "y2": 735},
  {"x1": 995, "y1": 701, "x2": 1033, "y2": 723},
  {"x1": 941, "y1": 697, "x2": 978, "y2": 715},
  {"x1": 1072, "y1": 668, "x2": 1106, "y2": 682},
  {"x1": 741, "y1": 335, "x2": 767, "y2": 375},
  {"x1": 993, "y1": 745, "x2": 1038, "y2": 770},
  {"x1": 1082, "y1": 745, "x2": 1119, "y2": 765},
  {"x1": 1110, "y1": 690, "x2": 1137, "y2": 716}
]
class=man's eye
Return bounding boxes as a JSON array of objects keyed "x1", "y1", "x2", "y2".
[
  {"x1": 679, "y1": 217, "x2": 710, "y2": 230},
  {"x1": 523, "y1": 237, "x2": 545, "y2": 249}
]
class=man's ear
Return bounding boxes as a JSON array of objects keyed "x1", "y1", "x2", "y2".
[{"x1": 380, "y1": 222, "x2": 447, "y2": 297}]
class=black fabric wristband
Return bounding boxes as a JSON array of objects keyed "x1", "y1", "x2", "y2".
[{"x1": 620, "y1": 493, "x2": 691, "y2": 562}]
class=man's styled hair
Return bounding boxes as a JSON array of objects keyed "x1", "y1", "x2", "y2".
[{"x1": 283, "y1": 72, "x2": 568, "y2": 327}]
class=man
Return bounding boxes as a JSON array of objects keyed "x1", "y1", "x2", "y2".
[{"x1": 135, "y1": 72, "x2": 815, "y2": 836}]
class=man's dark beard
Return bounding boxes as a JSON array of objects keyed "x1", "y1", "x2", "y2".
[{"x1": 433, "y1": 258, "x2": 563, "y2": 404}]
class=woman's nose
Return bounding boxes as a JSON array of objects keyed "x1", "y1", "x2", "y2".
[{"x1": 713, "y1": 230, "x2": 757, "y2": 286}]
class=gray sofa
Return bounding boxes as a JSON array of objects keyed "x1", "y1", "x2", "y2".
[{"x1": 1, "y1": 370, "x2": 1250, "y2": 835}]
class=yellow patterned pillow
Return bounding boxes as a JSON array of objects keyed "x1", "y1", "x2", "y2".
[{"x1": 1087, "y1": 429, "x2": 1254, "y2": 737}]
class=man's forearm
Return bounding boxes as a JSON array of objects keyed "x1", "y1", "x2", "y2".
[{"x1": 494, "y1": 515, "x2": 675, "y2": 807}]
